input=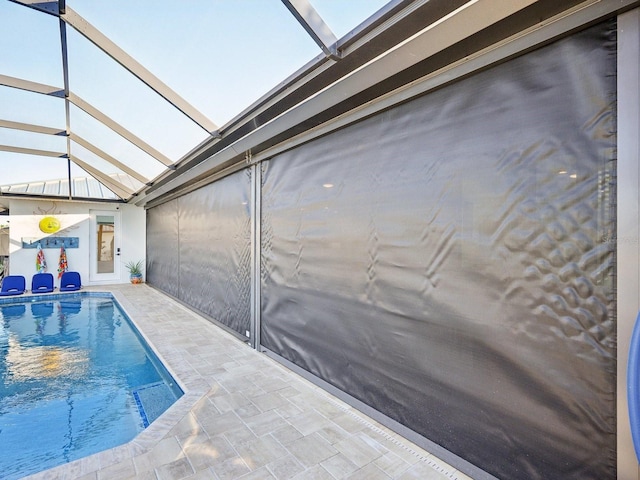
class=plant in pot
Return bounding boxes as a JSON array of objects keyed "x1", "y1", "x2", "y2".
[{"x1": 125, "y1": 260, "x2": 144, "y2": 284}]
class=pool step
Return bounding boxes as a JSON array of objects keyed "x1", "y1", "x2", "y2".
[{"x1": 132, "y1": 382, "x2": 176, "y2": 427}]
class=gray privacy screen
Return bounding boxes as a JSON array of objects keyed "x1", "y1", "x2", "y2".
[
  {"x1": 146, "y1": 199, "x2": 180, "y2": 298},
  {"x1": 260, "y1": 21, "x2": 616, "y2": 480},
  {"x1": 147, "y1": 169, "x2": 252, "y2": 336}
]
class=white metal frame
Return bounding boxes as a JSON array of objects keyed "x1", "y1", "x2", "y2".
[
  {"x1": 250, "y1": 161, "x2": 262, "y2": 350},
  {"x1": 60, "y1": 7, "x2": 218, "y2": 134},
  {"x1": 3, "y1": 1, "x2": 218, "y2": 201},
  {"x1": 281, "y1": 0, "x2": 339, "y2": 59},
  {"x1": 617, "y1": 8, "x2": 640, "y2": 480},
  {"x1": 136, "y1": 0, "x2": 548, "y2": 206}
]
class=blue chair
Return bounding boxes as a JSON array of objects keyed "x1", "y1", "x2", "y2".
[
  {"x1": 31, "y1": 273, "x2": 54, "y2": 294},
  {"x1": 0, "y1": 275, "x2": 26, "y2": 296},
  {"x1": 60, "y1": 271, "x2": 82, "y2": 292}
]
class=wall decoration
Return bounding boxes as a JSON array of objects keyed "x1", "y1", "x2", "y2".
[
  {"x1": 33, "y1": 202, "x2": 64, "y2": 234},
  {"x1": 38, "y1": 216, "x2": 61, "y2": 234},
  {"x1": 34, "y1": 202, "x2": 62, "y2": 216},
  {"x1": 22, "y1": 237, "x2": 79, "y2": 249}
]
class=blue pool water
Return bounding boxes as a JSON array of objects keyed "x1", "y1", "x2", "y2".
[{"x1": 0, "y1": 293, "x2": 183, "y2": 479}]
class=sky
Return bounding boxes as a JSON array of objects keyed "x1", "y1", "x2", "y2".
[{"x1": 0, "y1": 0, "x2": 389, "y2": 190}]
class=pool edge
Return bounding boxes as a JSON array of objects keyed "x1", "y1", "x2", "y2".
[{"x1": 20, "y1": 285, "x2": 214, "y2": 480}]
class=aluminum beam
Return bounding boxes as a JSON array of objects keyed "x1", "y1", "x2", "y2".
[
  {"x1": 139, "y1": 0, "x2": 639, "y2": 208},
  {"x1": 59, "y1": 14, "x2": 73, "y2": 200},
  {"x1": 248, "y1": 0, "x2": 633, "y2": 166},
  {"x1": 0, "y1": 74, "x2": 64, "y2": 97},
  {"x1": 0, "y1": 119, "x2": 65, "y2": 136},
  {"x1": 250, "y1": 162, "x2": 262, "y2": 350},
  {"x1": 70, "y1": 134, "x2": 150, "y2": 184},
  {"x1": 213, "y1": 0, "x2": 416, "y2": 135},
  {"x1": 136, "y1": 0, "x2": 540, "y2": 206},
  {"x1": 216, "y1": 7, "x2": 406, "y2": 135},
  {"x1": 61, "y1": 7, "x2": 218, "y2": 134},
  {"x1": 69, "y1": 155, "x2": 134, "y2": 199},
  {"x1": 0, "y1": 79, "x2": 174, "y2": 170},
  {"x1": 7, "y1": 0, "x2": 58, "y2": 16},
  {"x1": 281, "y1": 0, "x2": 339, "y2": 59},
  {"x1": 0, "y1": 145, "x2": 66, "y2": 158},
  {"x1": 68, "y1": 93, "x2": 174, "y2": 167}
]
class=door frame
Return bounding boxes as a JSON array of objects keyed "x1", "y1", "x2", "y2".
[{"x1": 89, "y1": 209, "x2": 121, "y2": 283}]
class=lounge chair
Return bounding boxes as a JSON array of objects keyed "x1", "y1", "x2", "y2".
[
  {"x1": 31, "y1": 273, "x2": 54, "y2": 294},
  {"x1": 59, "y1": 271, "x2": 82, "y2": 292},
  {"x1": 0, "y1": 275, "x2": 26, "y2": 296}
]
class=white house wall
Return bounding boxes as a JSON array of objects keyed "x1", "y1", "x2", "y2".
[{"x1": 7, "y1": 199, "x2": 145, "y2": 287}]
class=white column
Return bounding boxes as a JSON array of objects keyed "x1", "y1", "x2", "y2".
[{"x1": 618, "y1": 8, "x2": 640, "y2": 480}]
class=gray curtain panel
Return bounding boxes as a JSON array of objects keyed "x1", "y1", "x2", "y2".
[
  {"x1": 146, "y1": 199, "x2": 180, "y2": 298},
  {"x1": 260, "y1": 20, "x2": 616, "y2": 480},
  {"x1": 147, "y1": 169, "x2": 252, "y2": 336}
]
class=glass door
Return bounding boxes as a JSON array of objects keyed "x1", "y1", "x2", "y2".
[{"x1": 90, "y1": 210, "x2": 120, "y2": 282}]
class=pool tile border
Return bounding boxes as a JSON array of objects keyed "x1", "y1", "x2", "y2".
[
  {"x1": 19, "y1": 287, "x2": 211, "y2": 479},
  {"x1": 20, "y1": 285, "x2": 468, "y2": 480}
]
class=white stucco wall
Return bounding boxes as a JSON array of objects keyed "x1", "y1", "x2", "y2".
[
  {"x1": 0, "y1": 227, "x2": 8, "y2": 256},
  {"x1": 6, "y1": 199, "x2": 145, "y2": 288}
]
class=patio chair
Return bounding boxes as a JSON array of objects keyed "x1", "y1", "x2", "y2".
[
  {"x1": 31, "y1": 273, "x2": 54, "y2": 294},
  {"x1": 0, "y1": 275, "x2": 26, "y2": 296},
  {"x1": 59, "y1": 271, "x2": 82, "y2": 292}
]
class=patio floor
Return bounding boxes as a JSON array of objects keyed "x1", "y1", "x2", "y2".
[{"x1": 24, "y1": 284, "x2": 472, "y2": 480}]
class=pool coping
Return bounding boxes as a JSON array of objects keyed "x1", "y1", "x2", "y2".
[
  {"x1": 17, "y1": 286, "x2": 212, "y2": 480},
  {"x1": 0, "y1": 290, "x2": 111, "y2": 304},
  {"x1": 16, "y1": 284, "x2": 466, "y2": 480}
]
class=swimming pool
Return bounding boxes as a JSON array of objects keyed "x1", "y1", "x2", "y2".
[{"x1": 0, "y1": 293, "x2": 183, "y2": 479}]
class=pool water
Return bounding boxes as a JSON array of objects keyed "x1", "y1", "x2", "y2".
[{"x1": 0, "y1": 294, "x2": 183, "y2": 479}]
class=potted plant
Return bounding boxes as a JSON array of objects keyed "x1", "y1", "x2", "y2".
[{"x1": 125, "y1": 260, "x2": 144, "y2": 284}]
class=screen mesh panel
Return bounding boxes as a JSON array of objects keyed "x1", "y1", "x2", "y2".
[
  {"x1": 146, "y1": 199, "x2": 180, "y2": 298},
  {"x1": 178, "y1": 170, "x2": 252, "y2": 335},
  {"x1": 147, "y1": 169, "x2": 252, "y2": 336},
  {"x1": 260, "y1": 20, "x2": 616, "y2": 480}
]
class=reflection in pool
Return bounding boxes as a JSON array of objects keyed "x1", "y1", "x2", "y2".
[{"x1": 0, "y1": 294, "x2": 183, "y2": 479}]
